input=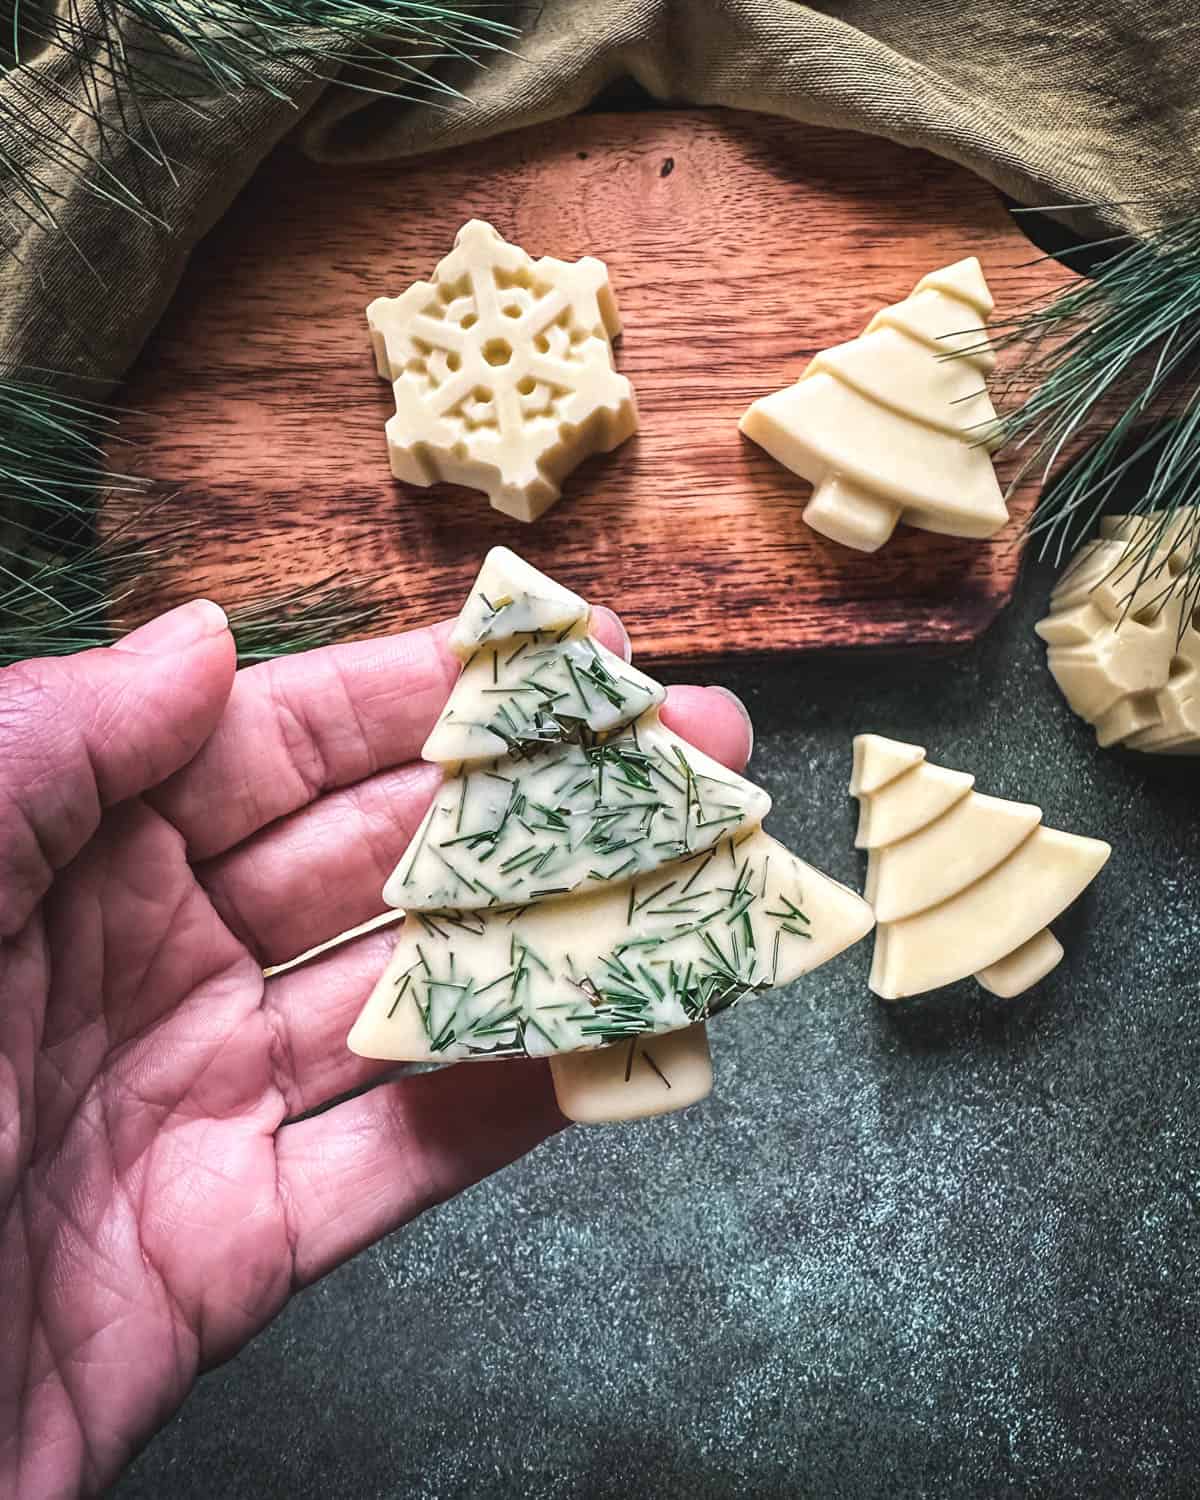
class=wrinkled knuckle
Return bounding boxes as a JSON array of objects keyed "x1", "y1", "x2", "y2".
[
  {"x1": 261, "y1": 1000, "x2": 301, "y2": 1118},
  {"x1": 0, "y1": 660, "x2": 97, "y2": 932},
  {"x1": 265, "y1": 663, "x2": 329, "y2": 801},
  {"x1": 0, "y1": 1053, "x2": 25, "y2": 1197},
  {"x1": 331, "y1": 655, "x2": 377, "y2": 775},
  {"x1": 0, "y1": 658, "x2": 86, "y2": 797},
  {"x1": 0, "y1": 657, "x2": 59, "y2": 742},
  {"x1": 0, "y1": 661, "x2": 64, "y2": 806},
  {"x1": 0, "y1": 660, "x2": 84, "y2": 792}
]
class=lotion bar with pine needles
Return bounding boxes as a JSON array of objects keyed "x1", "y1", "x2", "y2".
[{"x1": 348, "y1": 549, "x2": 874, "y2": 1123}]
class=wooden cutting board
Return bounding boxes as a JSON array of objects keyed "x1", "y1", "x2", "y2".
[{"x1": 114, "y1": 109, "x2": 1078, "y2": 663}]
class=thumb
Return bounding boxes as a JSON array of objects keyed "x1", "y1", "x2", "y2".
[{"x1": 0, "y1": 599, "x2": 236, "y2": 937}]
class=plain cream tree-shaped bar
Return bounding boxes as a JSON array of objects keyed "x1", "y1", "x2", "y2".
[
  {"x1": 850, "y1": 735, "x2": 1110, "y2": 999},
  {"x1": 740, "y1": 259, "x2": 1007, "y2": 552},
  {"x1": 367, "y1": 220, "x2": 637, "y2": 523},
  {"x1": 1036, "y1": 508, "x2": 1200, "y2": 754},
  {"x1": 349, "y1": 548, "x2": 875, "y2": 1123}
]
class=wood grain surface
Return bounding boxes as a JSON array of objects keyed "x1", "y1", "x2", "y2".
[{"x1": 112, "y1": 109, "x2": 1079, "y2": 664}]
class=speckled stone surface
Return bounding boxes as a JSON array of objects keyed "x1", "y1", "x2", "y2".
[{"x1": 112, "y1": 551, "x2": 1200, "y2": 1500}]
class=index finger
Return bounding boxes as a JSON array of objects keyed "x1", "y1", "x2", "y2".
[{"x1": 149, "y1": 608, "x2": 631, "y2": 861}]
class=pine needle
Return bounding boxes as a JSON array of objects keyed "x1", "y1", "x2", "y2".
[{"x1": 982, "y1": 212, "x2": 1200, "y2": 612}]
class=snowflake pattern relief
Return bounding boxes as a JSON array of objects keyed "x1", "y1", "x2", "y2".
[{"x1": 368, "y1": 221, "x2": 638, "y2": 522}]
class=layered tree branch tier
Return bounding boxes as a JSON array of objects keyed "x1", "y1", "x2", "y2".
[
  {"x1": 850, "y1": 734, "x2": 1110, "y2": 1000},
  {"x1": 740, "y1": 258, "x2": 1005, "y2": 553}
]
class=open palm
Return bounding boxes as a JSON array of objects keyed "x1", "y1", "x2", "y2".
[{"x1": 0, "y1": 598, "x2": 751, "y2": 1498}]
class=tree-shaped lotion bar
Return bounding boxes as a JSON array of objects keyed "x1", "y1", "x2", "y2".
[
  {"x1": 850, "y1": 735, "x2": 1110, "y2": 999},
  {"x1": 367, "y1": 220, "x2": 637, "y2": 523},
  {"x1": 1036, "y1": 508, "x2": 1200, "y2": 754},
  {"x1": 740, "y1": 259, "x2": 1007, "y2": 552},
  {"x1": 349, "y1": 549, "x2": 875, "y2": 1123}
]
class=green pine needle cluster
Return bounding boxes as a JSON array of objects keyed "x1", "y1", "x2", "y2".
[
  {"x1": 986, "y1": 211, "x2": 1200, "y2": 614},
  {"x1": 221, "y1": 575, "x2": 388, "y2": 663},
  {"x1": 0, "y1": 377, "x2": 146, "y2": 660},
  {"x1": 1, "y1": 500, "x2": 392, "y2": 667},
  {"x1": 1, "y1": 1, "x2": 515, "y2": 247},
  {"x1": 0, "y1": 370, "x2": 389, "y2": 665}
]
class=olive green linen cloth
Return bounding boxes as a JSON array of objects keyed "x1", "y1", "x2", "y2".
[{"x1": 3, "y1": 0, "x2": 1199, "y2": 392}]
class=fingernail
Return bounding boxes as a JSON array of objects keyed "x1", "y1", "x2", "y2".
[
  {"x1": 120, "y1": 599, "x2": 228, "y2": 656},
  {"x1": 706, "y1": 684, "x2": 754, "y2": 760},
  {"x1": 593, "y1": 606, "x2": 632, "y2": 663}
]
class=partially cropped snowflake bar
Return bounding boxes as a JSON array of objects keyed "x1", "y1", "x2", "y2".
[
  {"x1": 367, "y1": 220, "x2": 639, "y2": 522},
  {"x1": 1036, "y1": 508, "x2": 1200, "y2": 754}
]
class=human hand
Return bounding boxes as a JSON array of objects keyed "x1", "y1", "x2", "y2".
[{"x1": 0, "y1": 598, "x2": 752, "y2": 1496}]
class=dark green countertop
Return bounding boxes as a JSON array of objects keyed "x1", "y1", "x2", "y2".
[{"x1": 113, "y1": 546, "x2": 1200, "y2": 1500}]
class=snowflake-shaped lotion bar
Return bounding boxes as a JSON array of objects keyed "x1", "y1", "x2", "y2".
[{"x1": 367, "y1": 220, "x2": 638, "y2": 522}]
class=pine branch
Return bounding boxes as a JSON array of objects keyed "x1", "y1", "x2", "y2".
[
  {"x1": 0, "y1": 534, "x2": 392, "y2": 666},
  {"x1": 0, "y1": 0, "x2": 517, "y2": 248},
  {"x1": 221, "y1": 574, "x2": 388, "y2": 662},
  {"x1": 0, "y1": 526, "x2": 392, "y2": 665},
  {"x1": 0, "y1": 371, "x2": 388, "y2": 665},
  {"x1": 983, "y1": 212, "x2": 1200, "y2": 613}
]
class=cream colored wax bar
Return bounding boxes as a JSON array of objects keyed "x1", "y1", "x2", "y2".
[
  {"x1": 850, "y1": 734, "x2": 1110, "y2": 999},
  {"x1": 1036, "y1": 508, "x2": 1200, "y2": 754},
  {"x1": 348, "y1": 547, "x2": 875, "y2": 1124},
  {"x1": 740, "y1": 259, "x2": 1007, "y2": 552},
  {"x1": 367, "y1": 221, "x2": 637, "y2": 523}
]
